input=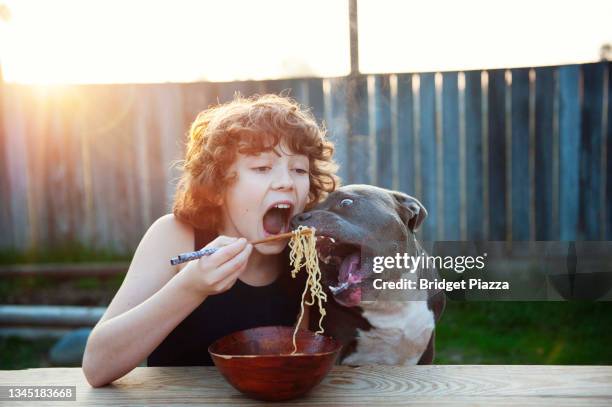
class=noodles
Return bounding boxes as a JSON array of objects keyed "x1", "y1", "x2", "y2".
[{"x1": 288, "y1": 225, "x2": 327, "y2": 354}]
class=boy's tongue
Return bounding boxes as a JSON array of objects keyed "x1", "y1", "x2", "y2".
[{"x1": 263, "y1": 208, "x2": 285, "y2": 234}]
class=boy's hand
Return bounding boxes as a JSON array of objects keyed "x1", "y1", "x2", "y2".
[{"x1": 181, "y1": 236, "x2": 253, "y2": 297}]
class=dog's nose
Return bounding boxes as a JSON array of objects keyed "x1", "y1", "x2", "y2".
[
  {"x1": 408, "y1": 202, "x2": 421, "y2": 215},
  {"x1": 290, "y1": 212, "x2": 312, "y2": 229},
  {"x1": 294, "y1": 212, "x2": 312, "y2": 222}
]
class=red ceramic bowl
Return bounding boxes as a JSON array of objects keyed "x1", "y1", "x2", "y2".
[{"x1": 208, "y1": 326, "x2": 342, "y2": 401}]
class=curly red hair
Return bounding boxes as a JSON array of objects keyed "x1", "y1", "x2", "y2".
[{"x1": 173, "y1": 94, "x2": 340, "y2": 231}]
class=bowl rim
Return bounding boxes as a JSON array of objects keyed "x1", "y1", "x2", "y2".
[{"x1": 208, "y1": 325, "x2": 342, "y2": 359}]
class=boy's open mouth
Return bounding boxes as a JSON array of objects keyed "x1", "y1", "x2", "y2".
[{"x1": 262, "y1": 202, "x2": 293, "y2": 236}]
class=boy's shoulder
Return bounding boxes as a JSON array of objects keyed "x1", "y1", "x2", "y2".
[
  {"x1": 153, "y1": 213, "x2": 193, "y2": 235},
  {"x1": 148, "y1": 214, "x2": 195, "y2": 269}
]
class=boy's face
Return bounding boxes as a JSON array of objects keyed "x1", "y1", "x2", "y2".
[{"x1": 219, "y1": 141, "x2": 310, "y2": 255}]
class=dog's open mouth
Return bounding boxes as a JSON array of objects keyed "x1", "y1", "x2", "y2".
[{"x1": 316, "y1": 235, "x2": 364, "y2": 307}]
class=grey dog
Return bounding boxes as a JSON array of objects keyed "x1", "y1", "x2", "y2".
[{"x1": 290, "y1": 184, "x2": 445, "y2": 365}]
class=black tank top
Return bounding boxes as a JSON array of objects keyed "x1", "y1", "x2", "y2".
[{"x1": 147, "y1": 228, "x2": 305, "y2": 366}]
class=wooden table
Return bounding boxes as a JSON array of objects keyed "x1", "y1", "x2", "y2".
[{"x1": 1, "y1": 365, "x2": 611, "y2": 406}]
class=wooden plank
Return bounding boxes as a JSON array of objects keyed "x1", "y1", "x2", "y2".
[
  {"x1": 442, "y1": 72, "x2": 460, "y2": 240},
  {"x1": 487, "y1": 69, "x2": 507, "y2": 241},
  {"x1": 142, "y1": 85, "x2": 168, "y2": 228},
  {"x1": 464, "y1": 71, "x2": 484, "y2": 240},
  {"x1": 71, "y1": 86, "x2": 100, "y2": 247},
  {"x1": 371, "y1": 75, "x2": 392, "y2": 189},
  {"x1": 0, "y1": 305, "x2": 105, "y2": 327},
  {"x1": 63, "y1": 88, "x2": 90, "y2": 248},
  {"x1": 580, "y1": 63, "x2": 605, "y2": 240},
  {"x1": 511, "y1": 68, "x2": 531, "y2": 241},
  {"x1": 607, "y1": 61, "x2": 612, "y2": 240},
  {"x1": 2, "y1": 85, "x2": 31, "y2": 250},
  {"x1": 559, "y1": 65, "x2": 581, "y2": 241},
  {"x1": 17, "y1": 87, "x2": 47, "y2": 250},
  {"x1": 327, "y1": 76, "x2": 352, "y2": 185},
  {"x1": 418, "y1": 73, "x2": 437, "y2": 241},
  {"x1": 46, "y1": 90, "x2": 71, "y2": 246},
  {"x1": 534, "y1": 67, "x2": 555, "y2": 240},
  {"x1": 306, "y1": 79, "x2": 325, "y2": 124},
  {"x1": 348, "y1": 76, "x2": 369, "y2": 185},
  {"x1": 88, "y1": 85, "x2": 125, "y2": 250},
  {"x1": 150, "y1": 84, "x2": 185, "y2": 221},
  {"x1": 1, "y1": 366, "x2": 611, "y2": 406},
  {"x1": 180, "y1": 82, "x2": 218, "y2": 131},
  {"x1": 396, "y1": 74, "x2": 415, "y2": 196},
  {"x1": 0, "y1": 79, "x2": 11, "y2": 249},
  {"x1": 110, "y1": 85, "x2": 141, "y2": 250},
  {"x1": 262, "y1": 79, "x2": 294, "y2": 97},
  {"x1": 218, "y1": 80, "x2": 264, "y2": 103},
  {"x1": 90, "y1": 84, "x2": 137, "y2": 252}
]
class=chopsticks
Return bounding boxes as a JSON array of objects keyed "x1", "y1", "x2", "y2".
[
  {"x1": 170, "y1": 228, "x2": 314, "y2": 266},
  {"x1": 249, "y1": 228, "x2": 313, "y2": 245}
]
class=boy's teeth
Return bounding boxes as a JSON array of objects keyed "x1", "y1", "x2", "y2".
[{"x1": 274, "y1": 203, "x2": 291, "y2": 209}]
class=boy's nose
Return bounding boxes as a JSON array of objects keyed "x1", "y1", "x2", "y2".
[{"x1": 271, "y1": 169, "x2": 294, "y2": 190}]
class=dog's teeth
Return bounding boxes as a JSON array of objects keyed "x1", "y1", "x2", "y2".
[
  {"x1": 329, "y1": 282, "x2": 349, "y2": 294},
  {"x1": 329, "y1": 237, "x2": 336, "y2": 243}
]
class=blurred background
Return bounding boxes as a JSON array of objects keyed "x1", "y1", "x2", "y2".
[{"x1": 0, "y1": 0, "x2": 611, "y2": 368}]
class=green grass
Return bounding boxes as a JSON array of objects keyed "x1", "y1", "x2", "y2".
[
  {"x1": 0, "y1": 243, "x2": 131, "y2": 265},
  {"x1": 0, "y1": 337, "x2": 57, "y2": 370},
  {"x1": 436, "y1": 301, "x2": 612, "y2": 364}
]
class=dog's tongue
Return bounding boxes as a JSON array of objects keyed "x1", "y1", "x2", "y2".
[
  {"x1": 263, "y1": 208, "x2": 284, "y2": 234},
  {"x1": 339, "y1": 252, "x2": 361, "y2": 284}
]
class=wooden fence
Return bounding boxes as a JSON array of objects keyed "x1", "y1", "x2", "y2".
[{"x1": 0, "y1": 61, "x2": 610, "y2": 252}]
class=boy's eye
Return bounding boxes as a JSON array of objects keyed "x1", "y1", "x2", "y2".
[
  {"x1": 293, "y1": 168, "x2": 309, "y2": 175},
  {"x1": 253, "y1": 166, "x2": 271, "y2": 173}
]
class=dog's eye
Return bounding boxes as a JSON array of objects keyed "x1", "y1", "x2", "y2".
[{"x1": 339, "y1": 198, "x2": 353, "y2": 207}]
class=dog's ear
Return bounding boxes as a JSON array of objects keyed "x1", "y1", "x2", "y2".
[{"x1": 391, "y1": 191, "x2": 427, "y2": 232}]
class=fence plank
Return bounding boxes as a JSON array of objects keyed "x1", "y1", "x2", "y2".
[
  {"x1": 181, "y1": 82, "x2": 217, "y2": 131},
  {"x1": 0, "y1": 79, "x2": 11, "y2": 249},
  {"x1": 607, "y1": 62, "x2": 612, "y2": 240},
  {"x1": 511, "y1": 68, "x2": 531, "y2": 240},
  {"x1": 442, "y1": 72, "x2": 460, "y2": 240},
  {"x1": 306, "y1": 79, "x2": 325, "y2": 124},
  {"x1": 150, "y1": 84, "x2": 185, "y2": 220},
  {"x1": 109, "y1": 85, "x2": 141, "y2": 249},
  {"x1": 419, "y1": 73, "x2": 438, "y2": 241},
  {"x1": 324, "y1": 78, "x2": 349, "y2": 184},
  {"x1": 371, "y1": 75, "x2": 393, "y2": 189},
  {"x1": 19, "y1": 88, "x2": 48, "y2": 250},
  {"x1": 396, "y1": 74, "x2": 415, "y2": 196},
  {"x1": 488, "y1": 69, "x2": 507, "y2": 241},
  {"x1": 3, "y1": 85, "x2": 31, "y2": 250},
  {"x1": 142, "y1": 85, "x2": 169, "y2": 230},
  {"x1": 534, "y1": 67, "x2": 555, "y2": 240},
  {"x1": 89, "y1": 86, "x2": 125, "y2": 249},
  {"x1": 464, "y1": 71, "x2": 484, "y2": 240},
  {"x1": 0, "y1": 77, "x2": 13, "y2": 250},
  {"x1": 580, "y1": 62, "x2": 605, "y2": 240},
  {"x1": 559, "y1": 65, "x2": 581, "y2": 241},
  {"x1": 346, "y1": 76, "x2": 369, "y2": 184}
]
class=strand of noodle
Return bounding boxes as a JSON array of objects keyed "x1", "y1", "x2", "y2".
[{"x1": 289, "y1": 226, "x2": 327, "y2": 354}]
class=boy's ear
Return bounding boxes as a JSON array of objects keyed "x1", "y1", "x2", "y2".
[{"x1": 390, "y1": 191, "x2": 427, "y2": 232}]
